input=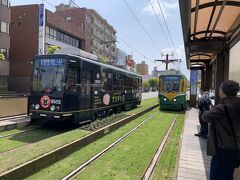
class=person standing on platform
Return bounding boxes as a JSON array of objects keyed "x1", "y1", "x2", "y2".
[
  {"x1": 203, "y1": 80, "x2": 240, "y2": 180},
  {"x1": 195, "y1": 91, "x2": 212, "y2": 139}
]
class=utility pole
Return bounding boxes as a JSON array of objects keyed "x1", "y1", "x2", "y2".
[{"x1": 154, "y1": 53, "x2": 181, "y2": 70}]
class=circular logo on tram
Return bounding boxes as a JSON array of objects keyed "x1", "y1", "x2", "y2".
[
  {"x1": 40, "y1": 95, "x2": 51, "y2": 109},
  {"x1": 103, "y1": 94, "x2": 110, "y2": 105}
]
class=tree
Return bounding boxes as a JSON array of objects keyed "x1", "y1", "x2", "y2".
[
  {"x1": 47, "y1": 45, "x2": 59, "y2": 54},
  {"x1": 99, "y1": 56, "x2": 109, "y2": 64},
  {"x1": 148, "y1": 78, "x2": 158, "y2": 91},
  {"x1": 143, "y1": 81, "x2": 150, "y2": 92},
  {"x1": 0, "y1": 53, "x2": 5, "y2": 60}
]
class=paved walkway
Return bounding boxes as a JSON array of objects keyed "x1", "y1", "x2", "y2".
[
  {"x1": 0, "y1": 116, "x2": 30, "y2": 131},
  {"x1": 177, "y1": 108, "x2": 211, "y2": 180}
]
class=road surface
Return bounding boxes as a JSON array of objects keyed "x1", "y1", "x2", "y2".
[{"x1": 142, "y1": 91, "x2": 158, "y2": 100}]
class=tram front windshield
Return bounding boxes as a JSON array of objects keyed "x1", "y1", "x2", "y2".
[
  {"x1": 32, "y1": 58, "x2": 66, "y2": 92},
  {"x1": 162, "y1": 76, "x2": 180, "y2": 92}
]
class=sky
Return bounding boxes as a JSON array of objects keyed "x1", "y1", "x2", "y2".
[{"x1": 11, "y1": 0, "x2": 190, "y2": 79}]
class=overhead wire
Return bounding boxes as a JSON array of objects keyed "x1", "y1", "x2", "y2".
[
  {"x1": 117, "y1": 36, "x2": 154, "y2": 63},
  {"x1": 148, "y1": 0, "x2": 172, "y2": 49},
  {"x1": 156, "y1": 0, "x2": 179, "y2": 58},
  {"x1": 67, "y1": 0, "x2": 154, "y2": 63},
  {"x1": 43, "y1": 0, "x2": 155, "y2": 64},
  {"x1": 122, "y1": 0, "x2": 161, "y2": 51}
]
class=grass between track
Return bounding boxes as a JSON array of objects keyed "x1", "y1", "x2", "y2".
[
  {"x1": 0, "y1": 125, "x2": 37, "y2": 136},
  {"x1": 0, "y1": 97, "x2": 158, "y2": 174},
  {"x1": 0, "y1": 129, "x2": 64, "y2": 153},
  {"x1": 151, "y1": 113, "x2": 185, "y2": 180},
  {"x1": 74, "y1": 111, "x2": 175, "y2": 180},
  {"x1": 27, "y1": 108, "x2": 161, "y2": 179}
]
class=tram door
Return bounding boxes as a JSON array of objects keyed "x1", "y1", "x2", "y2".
[
  {"x1": 79, "y1": 70, "x2": 92, "y2": 119},
  {"x1": 65, "y1": 61, "x2": 79, "y2": 111}
]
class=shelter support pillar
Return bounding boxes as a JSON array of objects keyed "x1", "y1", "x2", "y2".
[
  {"x1": 189, "y1": 70, "x2": 198, "y2": 107},
  {"x1": 215, "y1": 50, "x2": 229, "y2": 104},
  {"x1": 201, "y1": 68, "x2": 205, "y2": 91},
  {"x1": 204, "y1": 63, "x2": 211, "y2": 91}
]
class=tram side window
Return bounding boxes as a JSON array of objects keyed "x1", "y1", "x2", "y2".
[
  {"x1": 113, "y1": 74, "x2": 120, "y2": 92},
  {"x1": 128, "y1": 78, "x2": 132, "y2": 91},
  {"x1": 120, "y1": 75, "x2": 124, "y2": 92},
  {"x1": 139, "y1": 79, "x2": 142, "y2": 92},
  {"x1": 106, "y1": 72, "x2": 113, "y2": 91},
  {"x1": 66, "y1": 65, "x2": 78, "y2": 92},
  {"x1": 124, "y1": 76, "x2": 128, "y2": 91},
  {"x1": 132, "y1": 79, "x2": 137, "y2": 92},
  {"x1": 81, "y1": 71, "x2": 91, "y2": 96}
]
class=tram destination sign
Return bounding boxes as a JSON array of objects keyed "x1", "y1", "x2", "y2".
[
  {"x1": 39, "y1": 58, "x2": 64, "y2": 66},
  {"x1": 164, "y1": 76, "x2": 180, "y2": 81}
]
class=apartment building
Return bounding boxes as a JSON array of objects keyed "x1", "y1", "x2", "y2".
[
  {"x1": 55, "y1": 4, "x2": 117, "y2": 62},
  {"x1": 136, "y1": 61, "x2": 149, "y2": 75},
  {"x1": 0, "y1": 0, "x2": 10, "y2": 92},
  {"x1": 9, "y1": 4, "x2": 86, "y2": 92}
]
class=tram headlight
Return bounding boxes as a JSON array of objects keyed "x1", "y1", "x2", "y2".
[
  {"x1": 173, "y1": 99, "x2": 177, "y2": 102},
  {"x1": 32, "y1": 104, "x2": 35, "y2": 108},
  {"x1": 35, "y1": 104, "x2": 40, "y2": 110},
  {"x1": 164, "y1": 98, "x2": 167, "y2": 101},
  {"x1": 50, "y1": 105, "x2": 55, "y2": 111}
]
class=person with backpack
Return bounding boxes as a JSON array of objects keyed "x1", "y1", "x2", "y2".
[
  {"x1": 203, "y1": 80, "x2": 240, "y2": 180},
  {"x1": 195, "y1": 91, "x2": 212, "y2": 139}
]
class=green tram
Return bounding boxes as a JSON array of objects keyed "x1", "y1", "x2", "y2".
[{"x1": 158, "y1": 70, "x2": 187, "y2": 111}]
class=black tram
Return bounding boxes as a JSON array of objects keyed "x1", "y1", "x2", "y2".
[{"x1": 28, "y1": 54, "x2": 142, "y2": 124}]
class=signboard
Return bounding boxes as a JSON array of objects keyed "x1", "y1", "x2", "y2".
[
  {"x1": 39, "y1": 59, "x2": 64, "y2": 66},
  {"x1": 38, "y1": 4, "x2": 45, "y2": 55},
  {"x1": 164, "y1": 76, "x2": 180, "y2": 81},
  {"x1": 190, "y1": 70, "x2": 198, "y2": 95}
]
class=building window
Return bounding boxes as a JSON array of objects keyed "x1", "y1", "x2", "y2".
[
  {"x1": 1, "y1": 0, "x2": 8, "y2": 7},
  {"x1": 45, "y1": 26, "x2": 49, "y2": 37},
  {"x1": 46, "y1": 26, "x2": 81, "y2": 48},
  {"x1": 49, "y1": 27, "x2": 56, "y2": 39},
  {"x1": 0, "y1": 21, "x2": 8, "y2": 34},
  {"x1": 0, "y1": 76, "x2": 8, "y2": 92},
  {"x1": 0, "y1": 48, "x2": 8, "y2": 60}
]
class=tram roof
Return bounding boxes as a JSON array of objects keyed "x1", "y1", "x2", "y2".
[
  {"x1": 179, "y1": 0, "x2": 240, "y2": 69},
  {"x1": 35, "y1": 54, "x2": 142, "y2": 78},
  {"x1": 159, "y1": 70, "x2": 187, "y2": 79}
]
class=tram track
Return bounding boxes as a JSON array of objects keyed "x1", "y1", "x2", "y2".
[
  {"x1": 61, "y1": 112, "x2": 179, "y2": 180},
  {"x1": 62, "y1": 111, "x2": 160, "y2": 180},
  {"x1": 0, "y1": 104, "x2": 158, "y2": 179},
  {"x1": 0, "y1": 127, "x2": 40, "y2": 139},
  {"x1": 141, "y1": 114, "x2": 179, "y2": 180},
  {"x1": 0, "y1": 122, "x2": 77, "y2": 156}
]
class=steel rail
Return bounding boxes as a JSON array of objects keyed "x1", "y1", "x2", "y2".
[
  {"x1": 141, "y1": 114, "x2": 179, "y2": 180},
  {"x1": 62, "y1": 111, "x2": 160, "y2": 180},
  {"x1": 0, "y1": 127, "x2": 40, "y2": 139}
]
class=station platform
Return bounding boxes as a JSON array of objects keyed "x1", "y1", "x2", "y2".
[
  {"x1": 177, "y1": 108, "x2": 240, "y2": 180},
  {"x1": 0, "y1": 115, "x2": 30, "y2": 131}
]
